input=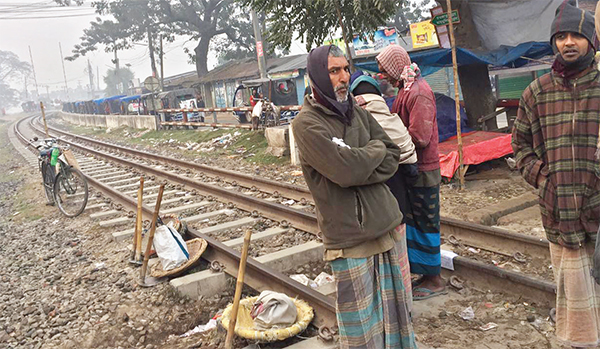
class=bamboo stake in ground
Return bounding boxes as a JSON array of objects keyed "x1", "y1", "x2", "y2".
[
  {"x1": 40, "y1": 102, "x2": 49, "y2": 137},
  {"x1": 133, "y1": 177, "x2": 144, "y2": 262},
  {"x1": 140, "y1": 184, "x2": 165, "y2": 281},
  {"x1": 445, "y1": 0, "x2": 465, "y2": 190},
  {"x1": 225, "y1": 230, "x2": 252, "y2": 349}
]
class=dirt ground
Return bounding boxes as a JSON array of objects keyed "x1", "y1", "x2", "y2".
[{"x1": 1, "y1": 113, "x2": 570, "y2": 349}]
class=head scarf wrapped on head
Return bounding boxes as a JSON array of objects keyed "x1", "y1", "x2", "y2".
[
  {"x1": 307, "y1": 45, "x2": 353, "y2": 125},
  {"x1": 376, "y1": 44, "x2": 421, "y2": 91},
  {"x1": 550, "y1": 0, "x2": 598, "y2": 79}
]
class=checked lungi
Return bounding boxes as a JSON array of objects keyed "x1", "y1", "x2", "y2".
[
  {"x1": 550, "y1": 242, "x2": 600, "y2": 347},
  {"x1": 405, "y1": 184, "x2": 441, "y2": 276},
  {"x1": 331, "y1": 244, "x2": 417, "y2": 349}
]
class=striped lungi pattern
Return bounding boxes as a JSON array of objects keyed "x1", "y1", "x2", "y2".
[
  {"x1": 395, "y1": 224, "x2": 413, "y2": 311},
  {"x1": 405, "y1": 185, "x2": 441, "y2": 275},
  {"x1": 331, "y1": 245, "x2": 417, "y2": 349},
  {"x1": 550, "y1": 242, "x2": 600, "y2": 347}
]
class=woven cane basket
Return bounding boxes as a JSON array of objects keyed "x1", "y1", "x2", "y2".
[
  {"x1": 220, "y1": 296, "x2": 314, "y2": 342},
  {"x1": 150, "y1": 238, "x2": 207, "y2": 278}
]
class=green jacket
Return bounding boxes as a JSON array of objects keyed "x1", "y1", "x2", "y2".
[{"x1": 292, "y1": 95, "x2": 402, "y2": 250}]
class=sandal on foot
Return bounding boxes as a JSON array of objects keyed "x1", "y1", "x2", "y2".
[
  {"x1": 411, "y1": 277, "x2": 425, "y2": 288},
  {"x1": 413, "y1": 286, "x2": 448, "y2": 301}
]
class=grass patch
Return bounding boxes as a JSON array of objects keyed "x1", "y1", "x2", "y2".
[{"x1": 231, "y1": 131, "x2": 289, "y2": 165}]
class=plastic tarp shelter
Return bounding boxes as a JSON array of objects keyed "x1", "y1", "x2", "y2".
[
  {"x1": 120, "y1": 95, "x2": 141, "y2": 102},
  {"x1": 355, "y1": 41, "x2": 553, "y2": 77},
  {"x1": 438, "y1": 131, "x2": 513, "y2": 178},
  {"x1": 93, "y1": 95, "x2": 126, "y2": 105}
]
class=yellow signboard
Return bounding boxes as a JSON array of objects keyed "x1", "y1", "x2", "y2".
[{"x1": 410, "y1": 20, "x2": 439, "y2": 50}]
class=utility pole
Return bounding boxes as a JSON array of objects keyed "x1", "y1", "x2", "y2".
[
  {"x1": 97, "y1": 66, "x2": 100, "y2": 92},
  {"x1": 24, "y1": 76, "x2": 28, "y2": 100},
  {"x1": 59, "y1": 42, "x2": 69, "y2": 101},
  {"x1": 333, "y1": 0, "x2": 355, "y2": 71},
  {"x1": 45, "y1": 85, "x2": 50, "y2": 99},
  {"x1": 113, "y1": 47, "x2": 120, "y2": 70},
  {"x1": 87, "y1": 59, "x2": 94, "y2": 98},
  {"x1": 160, "y1": 34, "x2": 164, "y2": 90},
  {"x1": 28, "y1": 46, "x2": 40, "y2": 100},
  {"x1": 251, "y1": 9, "x2": 267, "y2": 79}
]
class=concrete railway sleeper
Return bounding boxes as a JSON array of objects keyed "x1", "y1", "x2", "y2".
[{"x1": 16, "y1": 114, "x2": 561, "y2": 346}]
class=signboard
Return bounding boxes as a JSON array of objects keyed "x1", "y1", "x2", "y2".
[
  {"x1": 430, "y1": 6, "x2": 451, "y2": 48},
  {"x1": 143, "y1": 76, "x2": 160, "y2": 91},
  {"x1": 352, "y1": 27, "x2": 399, "y2": 57},
  {"x1": 269, "y1": 69, "x2": 300, "y2": 80},
  {"x1": 410, "y1": 20, "x2": 440, "y2": 50},
  {"x1": 323, "y1": 37, "x2": 347, "y2": 52},
  {"x1": 256, "y1": 41, "x2": 264, "y2": 58},
  {"x1": 431, "y1": 10, "x2": 460, "y2": 26}
]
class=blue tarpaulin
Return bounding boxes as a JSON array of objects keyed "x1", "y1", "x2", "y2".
[
  {"x1": 356, "y1": 41, "x2": 553, "y2": 77},
  {"x1": 93, "y1": 95, "x2": 126, "y2": 105},
  {"x1": 120, "y1": 95, "x2": 141, "y2": 102}
]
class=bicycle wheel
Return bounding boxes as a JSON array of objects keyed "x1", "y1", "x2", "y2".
[
  {"x1": 53, "y1": 166, "x2": 88, "y2": 217},
  {"x1": 42, "y1": 162, "x2": 55, "y2": 205}
]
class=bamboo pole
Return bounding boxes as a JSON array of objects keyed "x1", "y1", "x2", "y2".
[
  {"x1": 445, "y1": 0, "x2": 465, "y2": 189},
  {"x1": 133, "y1": 177, "x2": 144, "y2": 262},
  {"x1": 225, "y1": 230, "x2": 252, "y2": 349},
  {"x1": 140, "y1": 184, "x2": 165, "y2": 281},
  {"x1": 40, "y1": 102, "x2": 49, "y2": 137}
]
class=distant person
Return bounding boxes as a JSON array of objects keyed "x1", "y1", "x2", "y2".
[
  {"x1": 292, "y1": 45, "x2": 416, "y2": 348},
  {"x1": 513, "y1": 1, "x2": 600, "y2": 347},
  {"x1": 377, "y1": 44, "x2": 444, "y2": 301},
  {"x1": 196, "y1": 94, "x2": 206, "y2": 122}
]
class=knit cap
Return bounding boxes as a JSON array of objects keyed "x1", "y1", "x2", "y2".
[
  {"x1": 551, "y1": 0, "x2": 598, "y2": 52},
  {"x1": 375, "y1": 44, "x2": 411, "y2": 81}
]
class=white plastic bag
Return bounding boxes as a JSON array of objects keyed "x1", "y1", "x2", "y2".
[
  {"x1": 250, "y1": 291, "x2": 297, "y2": 330},
  {"x1": 153, "y1": 222, "x2": 189, "y2": 271}
]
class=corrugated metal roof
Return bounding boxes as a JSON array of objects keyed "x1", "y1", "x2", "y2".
[
  {"x1": 268, "y1": 54, "x2": 308, "y2": 74},
  {"x1": 195, "y1": 54, "x2": 308, "y2": 84}
]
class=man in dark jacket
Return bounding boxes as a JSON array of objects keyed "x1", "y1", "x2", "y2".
[
  {"x1": 292, "y1": 45, "x2": 416, "y2": 349},
  {"x1": 513, "y1": 1, "x2": 600, "y2": 347}
]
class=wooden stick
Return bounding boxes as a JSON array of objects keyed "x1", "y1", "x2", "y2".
[
  {"x1": 40, "y1": 102, "x2": 49, "y2": 137},
  {"x1": 445, "y1": 0, "x2": 465, "y2": 190},
  {"x1": 133, "y1": 177, "x2": 144, "y2": 262},
  {"x1": 140, "y1": 184, "x2": 165, "y2": 281},
  {"x1": 225, "y1": 230, "x2": 252, "y2": 349}
]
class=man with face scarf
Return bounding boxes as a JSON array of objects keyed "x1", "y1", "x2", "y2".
[
  {"x1": 376, "y1": 44, "x2": 444, "y2": 301},
  {"x1": 512, "y1": 1, "x2": 600, "y2": 347},
  {"x1": 291, "y1": 45, "x2": 417, "y2": 349}
]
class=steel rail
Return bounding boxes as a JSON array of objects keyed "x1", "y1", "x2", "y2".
[
  {"x1": 24, "y1": 115, "x2": 338, "y2": 329},
  {"x1": 31, "y1": 115, "x2": 560, "y2": 307},
  {"x1": 44, "y1": 117, "x2": 313, "y2": 202},
  {"x1": 45, "y1": 117, "x2": 552, "y2": 262}
]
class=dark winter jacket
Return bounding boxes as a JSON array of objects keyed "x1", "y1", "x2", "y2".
[{"x1": 292, "y1": 95, "x2": 403, "y2": 250}]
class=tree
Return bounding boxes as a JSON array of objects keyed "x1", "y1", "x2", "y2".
[
  {"x1": 61, "y1": 0, "x2": 256, "y2": 77},
  {"x1": 0, "y1": 50, "x2": 31, "y2": 108},
  {"x1": 388, "y1": 0, "x2": 431, "y2": 32},
  {"x1": 104, "y1": 67, "x2": 134, "y2": 96},
  {"x1": 242, "y1": 0, "x2": 403, "y2": 54}
]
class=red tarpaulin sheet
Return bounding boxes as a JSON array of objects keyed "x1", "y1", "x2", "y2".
[{"x1": 438, "y1": 131, "x2": 513, "y2": 178}]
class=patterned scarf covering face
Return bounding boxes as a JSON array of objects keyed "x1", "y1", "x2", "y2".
[{"x1": 400, "y1": 63, "x2": 421, "y2": 91}]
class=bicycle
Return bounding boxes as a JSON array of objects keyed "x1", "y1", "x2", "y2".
[
  {"x1": 34, "y1": 137, "x2": 89, "y2": 217},
  {"x1": 251, "y1": 98, "x2": 280, "y2": 130}
]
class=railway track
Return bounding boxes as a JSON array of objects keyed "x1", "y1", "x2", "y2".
[
  {"x1": 13, "y1": 112, "x2": 559, "y2": 346},
  {"x1": 41, "y1": 113, "x2": 557, "y2": 300}
]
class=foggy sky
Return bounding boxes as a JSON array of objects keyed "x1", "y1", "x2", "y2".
[{"x1": 0, "y1": 1, "x2": 212, "y2": 97}]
